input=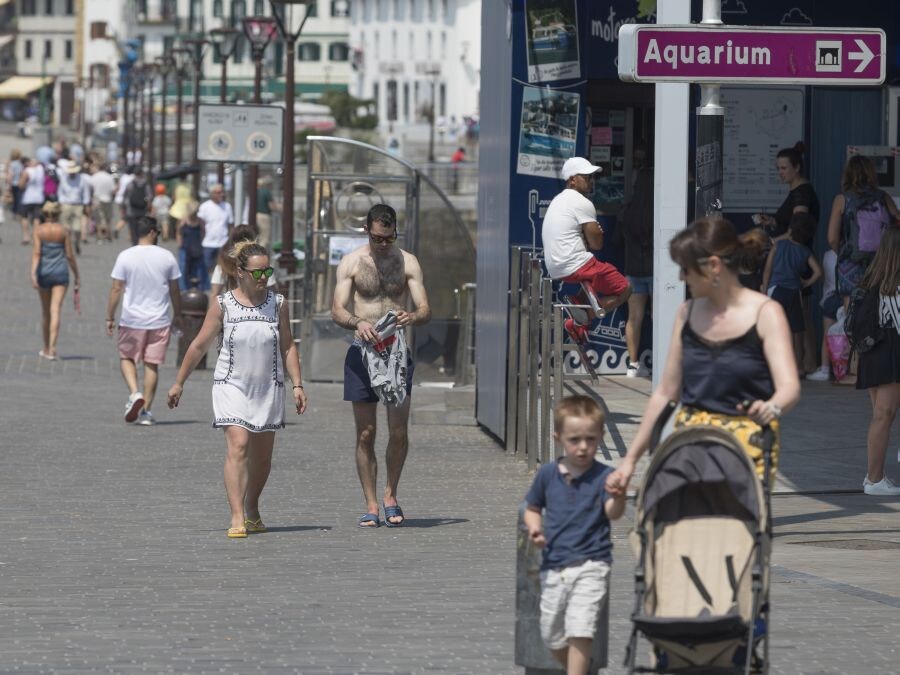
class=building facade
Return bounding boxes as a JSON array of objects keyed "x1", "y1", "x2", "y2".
[{"x1": 348, "y1": 0, "x2": 480, "y2": 133}]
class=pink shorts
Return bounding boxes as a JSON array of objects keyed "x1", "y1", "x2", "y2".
[
  {"x1": 562, "y1": 257, "x2": 630, "y2": 297},
  {"x1": 117, "y1": 326, "x2": 171, "y2": 365}
]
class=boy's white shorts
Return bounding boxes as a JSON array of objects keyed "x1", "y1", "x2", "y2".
[{"x1": 539, "y1": 559, "x2": 610, "y2": 651}]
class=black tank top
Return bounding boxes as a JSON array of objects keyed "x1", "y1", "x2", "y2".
[{"x1": 681, "y1": 301, "x2": 775, "y2": 415}]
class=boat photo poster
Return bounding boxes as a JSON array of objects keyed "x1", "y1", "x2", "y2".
[
  {"x1": 525, "y1": 0, "x2": 580, "y2": 83},
  {"x1": 516, "y1": 85, "x2": 580, "y2": 178}
]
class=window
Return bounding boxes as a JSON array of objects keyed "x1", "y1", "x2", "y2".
[
  {"x1": 24, "y1": 40, "x2": 32, "y2": 60},
  {"x1": 44, "y1": 0, "x2": 52, "y2": 14},
  {"x1": 440, "y1": 31, "x2": 446, "y2": 59},
  {"x1": 329, "y1": 42, "x2": 349, "y2": 61},
  {"x1": 233, "y1": 36, "x2": 244, "y2": 63},
  {"x1": 376, "y1": 0, "x2": 387, "y2": 21},
  {"x1": 163, "y1": 35, "x2": 175, "y2": 54},
  {"x1": 189, "y1": 0, "x2": 203, "y2": 32},
  {"x1": 439, "y1": 81, "x2": 445, "y2": 116},
  {"x1": 332, "y1": 0, "x2": 349, "y2": 17},
  {"x1": 297, "y1": 42, "x2": 321, "y2": 61},
  {"x1": 307, "y1": 1, "x2": 318, "y2": 17},
  {"x1": 386, "y1": 79, "x2": 397, "y2": 121},
  {"x1": 426, "y1": 30, "x2": 431, "y2": 59},
  {"x1": 44, "y1": 39, "x2": 52, "y2": 59},
  {"x1": 22, "y1": 0, "x2": 36, "y2": 15},
  {"x1": 65, "y1": 39, "x2": 72, "y2": 60},
  {"x1": 254, "y1": 0, "x2": 264, "y2": 13},
  {"x1": 392, "y1": 0, "x2": 400, "y2": 20},
  {"x1": 65, "y1": 0, "x2": 74, "y2": 14},
  {"x1": 402, "y1": 81, "x2": 409, "y2": 120},
  {"x1": 212, "y1": 0, "x2": 223, "y2": 17},
  {"x1": 231, "y1": 0, "x2": 246, "y2": 25},
  {"x1": 274, "y1": 40, "x2": 284, "y2": 75},
  {"x1": 427, "y1": 0, "x2": 434, "y2": 21},
  {"x1": 408, "y1": 31, "x2": 414, "y2": 59},
  {"x1": 390, "y1": 30, "x2": 396, "y2": 59},
  {"x1": 373, "y1": 81, "x2": 379, "y2": 110}
]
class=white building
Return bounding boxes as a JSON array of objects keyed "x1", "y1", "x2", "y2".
[
  {"x1": 14, "y1": 0, "x2": 78, "y2": 126},
  {"x1": 348, "y1": 0, "x2": 480, "y2": 134}
]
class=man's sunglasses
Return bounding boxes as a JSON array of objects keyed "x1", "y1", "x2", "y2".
[
  {"x1": 369, "y1": 232, "x2": 398, "y2": 244},
  {"x1": 243, "y1": 266, "x2": 275, "y2": 280}
]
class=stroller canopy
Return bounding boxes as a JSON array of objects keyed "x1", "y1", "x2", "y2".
[{"x1": 639, "y1": 439, "x2": 762, "y2": 524}]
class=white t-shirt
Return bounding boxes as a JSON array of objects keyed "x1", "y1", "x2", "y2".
[
  {"x1": 541, "y1": 188, "x2": 598, "y2": 279},
  {"x1": 111, "y1": 245, "x2": 182, "y2": 330},
  {"x1": 89, "y1": 171, "x2": 116, "y2": 203},
  {"x1": 114, "y1": 173, "x2": 135, "y2": 205},
  {"x1": 198, "y1": 199, "x2": 234, "y2": 249},
  {"x1": 21, "y1": 164, "x2": 45, "y2": 205}
]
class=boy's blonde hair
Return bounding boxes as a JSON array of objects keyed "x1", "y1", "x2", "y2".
[{"x1": 553, "y1": 395, "x2": 605, "y2": 433}]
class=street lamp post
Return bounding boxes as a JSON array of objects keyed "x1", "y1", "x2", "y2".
[
  {"x1": 155, "y1": 56, "x2": 173, "y2": 171},
  {"x1": 146, "y1": 64, "x2": 156, "y2": 174},
  {"x1": 422, "y1": 64, "x2": 441, "y2": 163},
  {"x1": 271, "y1": 0, "x2": 314, "y2": 272},
  {"x1": 171, "y1": 48, "x2": 192, "y2": 167},
  {"x1": 209, "y1": 28, "x2": 240, "y2": 186},
  {"x1": 183, "y1": 37, "x2": 209, "y2": 197},
  {"x1": 135, "y1": 66, "x2": 145, "y2": 168},
  {"x1": 243, "y1": 15, "x2": 278, "y2": 231}
]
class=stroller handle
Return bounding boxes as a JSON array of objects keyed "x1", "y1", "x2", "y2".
[{"x1": 648, "y1": 401, "x2": 678, "y2": 454}]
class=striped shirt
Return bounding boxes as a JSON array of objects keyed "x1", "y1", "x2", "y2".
[{"x1": 880, "y1": 287, "x2": 900, "y2": 334}]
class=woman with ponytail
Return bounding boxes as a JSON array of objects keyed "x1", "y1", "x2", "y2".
[
  {"x1": 209, "y1": 224, "x2": 277, "y2": 298},
  {"x1": 755, "y1": 143, "x2": 820, "y2": 240},
  {"x1": 606, "y1": 217, "x2": 801, "y2": 496},
  {"x1": 167, "y1": 239, "x2": 307, "y2": 538}
]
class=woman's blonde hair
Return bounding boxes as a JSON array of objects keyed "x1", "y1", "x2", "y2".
[
  {"x1": 226, "y1": 239, "x2": 268, "y2": 285},
  {"x1": 860, "y1": 226, "x2": 900, "y2": 295},
  {"x1": 218, "y1": 224, "x2": 261, "y2": 287},
  {"x1": 41, "y1": 201, "x2": 61, "y2": 219}
]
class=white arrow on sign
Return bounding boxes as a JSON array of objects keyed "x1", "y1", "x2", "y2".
[{"x1": 848, "y1": 39, "x2": 874, "y2": 73}]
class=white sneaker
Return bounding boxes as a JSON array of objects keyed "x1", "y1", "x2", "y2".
[
  {"x1": 626, "y1": 363, "x2": 640, "y2": 378},
  {"x1": 137, "y1": 410, "x2": 156, "y2": 426},
  {"x1": 124, "y1": 392, "x2": 145, "y2": 423},
  {"x1": 807, "y1": 366, "x2": 830, "y2": 382},
  {"x1": 863, "y1": 476, "x2": 900, "y2": 496}
]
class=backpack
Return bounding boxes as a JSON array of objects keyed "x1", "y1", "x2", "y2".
[
  {"x1": 128, "y1": 179, "x2": 149, "y2": 213},
  {"x1": 43, "y1": 164, "x2": 58, "y2": 200},
  {"x1": 844, "y1": 285, "x2": 885, "y2": 354},
  {"x1": 842, "y1": 190, "x2": 890, "y2": 262}
]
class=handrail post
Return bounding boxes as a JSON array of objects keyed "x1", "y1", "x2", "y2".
[
  {"x1": 526, "y1": 256, "x2": 541, "y2": 467},
  {"x1": 540, "y1": 277, "x2": 553, "y2": 464},
  {"x1": 553, "y1": 305, "x2": 565, "y2": 423},
  {"x1": 505, "y1": 246, "x2": 523, "y2": 454}
]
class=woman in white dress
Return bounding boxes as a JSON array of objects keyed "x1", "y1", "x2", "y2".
[{"x1": 168, "y1": 241, "x2": 308, "y2": 538}]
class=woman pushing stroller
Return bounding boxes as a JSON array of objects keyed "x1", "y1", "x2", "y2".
[{"x1": 607, "y1": 217, "x2": 801, "y2": 495}]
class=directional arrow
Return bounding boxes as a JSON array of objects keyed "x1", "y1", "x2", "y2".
[{"x1": 848, "y1": 38, "x2": 874, "y2": 73}]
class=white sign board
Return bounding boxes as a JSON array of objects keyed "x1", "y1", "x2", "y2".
[
  {"x1": 720, "y1": 86, "x2": 804, "y2": 213},
  {"x1": 196, "y1": 103, "x2": 284, "y2": 164}
]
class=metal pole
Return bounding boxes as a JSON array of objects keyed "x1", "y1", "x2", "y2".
[
  {"x1": 279, "y1": 38, "x2": 297, "y2": 271},
  {"x1": 147, "y1": 69, "x2": 155, "y2": 174},
  {"x1": 192, "y1": 66, "x2": 201, "y2": 197},
  {"x1": 696, "y1": 0, "x2": 724, "y2": 219},
  {"x1": 121, "y1": 76, "x2": 130, "y2": 158},
  {"x1": 176, "y1": 71, "x2": 184, "y2": 166},
  {"x1": 160, "y1": 71, "x2": 167, "y2": 170},
  {"x1": 218, "y1": 58, "x2": 227, "y2": 186},
  {"x1": 505, "y1": 246, "x2": 522, "y2": 453},
  {"x1": 233, "y1": 163, "x2": 244, "y2": 225},
  {"x1": 428, "y1": 76, "x2": 436, "y2": 162},
  {"x1": 247, "y1": 53, "x2": 263, "y2": 230}
]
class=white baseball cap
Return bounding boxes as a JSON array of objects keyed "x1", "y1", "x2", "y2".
[{"x1": 561, "y1": 157, "x2": 602, "y2": 180}]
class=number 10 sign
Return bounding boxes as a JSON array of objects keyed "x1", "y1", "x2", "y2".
[{"x1": 196, "y1": 103, "x2": 285, "y2": 164}]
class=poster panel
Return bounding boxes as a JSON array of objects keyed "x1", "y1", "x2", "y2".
[
  {"x1": 525, "y1": 0, "x2": 580, "y2": 83},
  {"x1": 516, "y1": 86, "x2": 580, "y2": 178}
]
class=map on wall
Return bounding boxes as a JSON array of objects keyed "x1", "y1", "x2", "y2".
[{"x1": 720, "y1": 86, "x2": 805, "y2": 213}]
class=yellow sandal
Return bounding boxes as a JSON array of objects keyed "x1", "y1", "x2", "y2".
[
  {"x1": 227, "y1": 527, "x2": 248, "y2": 538},
  {"x1": 244, "y1": 518, "x2": 267, "y2": 533}
]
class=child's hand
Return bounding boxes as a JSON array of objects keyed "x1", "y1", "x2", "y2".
[{"x1": 528, "y1": 527, "x2": 546, "y2": 549}]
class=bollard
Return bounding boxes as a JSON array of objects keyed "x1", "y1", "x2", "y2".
[
  {"x1": 515, "y1": 502, "x2": 608, "y2": 674},
  {"x1": 177, "y1": 281, "x2": 209, "y2": 369}
]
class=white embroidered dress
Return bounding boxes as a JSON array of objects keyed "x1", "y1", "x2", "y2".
[{"x1": 212, "y1": 290, "x2": 285, "y2": 432}]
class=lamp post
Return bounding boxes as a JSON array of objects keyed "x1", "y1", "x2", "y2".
[
  {"x1": 271, "y1": 0, "x2": 314, "y2": 272},
  {"x1": 146, "y1": 64, "x2": 156, "y2": 174},
  {"x1": 155, "y1": 56, "x2": 173, "y2": 171},
  {"x1": 183, "y1": 36, "x2": 209, "y2": 197},
  {"x1": 135, "y1": 65, "x2": 145, "y2": 168},
  {"x1": 422, "y1": 64, "x2": 441, "y2": 163},
  {"x1": 209, "y1": 27, "x2": 240, "y2": 186},
  {"x1": 243, "y1": 15, "x2": 278, "y2": 230},
  {"x1": 171, "y1": 48, "x2": 192, "y2": 167}
]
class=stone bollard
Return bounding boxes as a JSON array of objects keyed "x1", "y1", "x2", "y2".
[
  {"x1": 515, "y1": 502, "x2": 608, "y2": 674},
  {"x1": 177, "y1": 282, "x2": 208, "y2": 369}
]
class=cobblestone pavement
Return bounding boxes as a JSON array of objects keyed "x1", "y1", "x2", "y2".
[{"x1": 0, "y1": 229, "x2": 898, "y2": 674}]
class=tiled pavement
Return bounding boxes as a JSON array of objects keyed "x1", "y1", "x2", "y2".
[{"x1": 0, "y1": 227, "x2": 898, "y2": 674}]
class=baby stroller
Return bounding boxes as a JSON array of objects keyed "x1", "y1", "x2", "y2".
[{"x1": 625, "y1": 403, "x2": 774, "y2": 674}]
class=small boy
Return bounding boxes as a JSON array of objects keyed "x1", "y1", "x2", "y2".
[
  {"x1": 761, "y1": 213, "x2": 823, "y2": 372},
  {"x1": 151, "y1": 183, "x2": 172, "y2": 240},
  {"x1": 523, "y1": 395, "x2": 626, "y2": 675}
]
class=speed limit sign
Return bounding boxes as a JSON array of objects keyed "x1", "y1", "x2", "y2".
[{"x1": 196, "y1": 104, "x2": 284, "y2": 163}]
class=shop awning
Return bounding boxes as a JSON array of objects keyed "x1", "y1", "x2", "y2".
[
  {"x1": 0, "y1": 35, "x2": 12, "y2": 49},
  {"x1": 0, "y1": 0, "x2": 11, "y2": 6},
  {"x1": 0, "y1": 75, "x2": 53, "y2": 99}
]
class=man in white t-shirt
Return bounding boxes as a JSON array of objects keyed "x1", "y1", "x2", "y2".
[
  {"x1": 197, "y1": 183, "x2": 234, "y2": 274},
  {"x1": 88, "y1": 163, "x2": 117, "y2": 242},
  {"x1": 541, "y1": 157, "x2": 631, "y2": 340},
  {"x1": 106, "y1": 217, "x2": 182, "y2": 426}
]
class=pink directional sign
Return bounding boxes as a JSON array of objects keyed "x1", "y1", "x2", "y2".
[{"x1": 618, "y1": 25, "x2": 885, "y2": 85}]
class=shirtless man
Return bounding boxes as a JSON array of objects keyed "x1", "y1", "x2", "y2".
[{"x1": 332, "y1": 204, "x2": 431, "y2": 528}]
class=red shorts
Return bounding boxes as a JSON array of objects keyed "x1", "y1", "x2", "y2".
[
  {"x1": 562, "y1": 257, "x2": 629, "y2": 297},
  {"x1": 117, "y1": 326, "x2": 171, "y2": 365}
]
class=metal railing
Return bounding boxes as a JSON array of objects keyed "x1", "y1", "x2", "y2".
[
  {"x1": 505, "y1": 246, "x2": 600, "y2": 467},
  {"x1": 455, "y1": 282, "x2": 477, "y2": 386}
]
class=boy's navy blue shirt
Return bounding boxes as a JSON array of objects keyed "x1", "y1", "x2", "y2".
[{"x1": 525, "y1": 458, "x2": 614, "y2": 571}]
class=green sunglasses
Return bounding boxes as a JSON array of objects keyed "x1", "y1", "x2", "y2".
[{"x1": 242, "y1": 266, "x2": 275, "y2": 280}]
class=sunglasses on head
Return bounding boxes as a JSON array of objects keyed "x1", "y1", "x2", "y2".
[
  {"x1": 242, "y1": 266, "x2": 275, "y2": 280},
  {"x1": 369, "y1": 232, "x2": 398, "y2": 244}
]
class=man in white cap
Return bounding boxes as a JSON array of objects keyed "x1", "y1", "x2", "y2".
[
  {"x1": 57, "y1": 162, "x2": 92, "y2": 254},
  {"x1": 541, "y1": 157, "x2": 631, "y2": 340}
]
